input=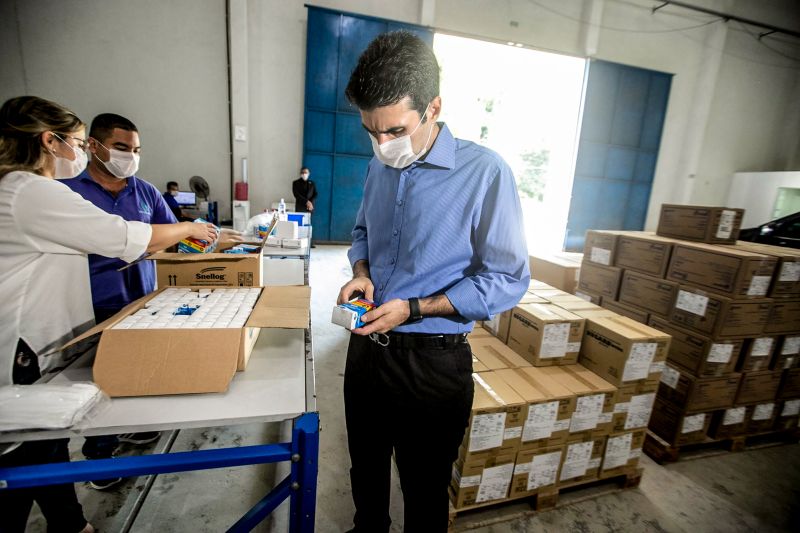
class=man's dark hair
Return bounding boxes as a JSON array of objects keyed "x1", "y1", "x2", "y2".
[
  {"x1": 345, "y1": 31, "x2": 439, "y2": 116},
  {"x1": 89, "y1": 113, "x2": 138, "y2": 142},
  {"x1": 166, "y1": 181, "x2": 179, "y2": 189},
  {"x1": 300, "y1": 167, "x2": 309, "y2": 172}
]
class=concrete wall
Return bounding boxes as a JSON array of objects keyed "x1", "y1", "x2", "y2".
[
  {"x1": 3, "y1": 0, "x2": 798, "y2": 228},
  {"x1": 0, "y1": 0, "x2": 231, "y2": 218}
]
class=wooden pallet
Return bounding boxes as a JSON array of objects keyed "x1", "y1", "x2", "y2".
[
  {"x1": 447, "y1": 466, "x2": 642, "y2": 532},
  {"x1": 643, "y1": 428, "x2": 800, "y2": 464}
]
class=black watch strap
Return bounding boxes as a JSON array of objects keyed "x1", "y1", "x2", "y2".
[{"x1": 407, "y1": 297, "x2": 423, "y2": 323}]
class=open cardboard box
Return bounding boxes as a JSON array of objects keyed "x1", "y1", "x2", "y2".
[
  {"x1": 57, "y1": 285, "x2": 310, "y2": 397},
  {"x1": 151, "y1": 241, "x2": 265, "y2": 288}
]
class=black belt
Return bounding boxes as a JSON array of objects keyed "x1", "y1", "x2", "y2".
[{"x1": 368, "y1": 332, "x2": 468, "y2": 349}]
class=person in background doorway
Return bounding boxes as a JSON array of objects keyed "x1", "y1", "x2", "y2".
[
  {"x1": 337, "y1": 32, "x2": 529, "y2": 532},
  {"x1": 292, "y1": 166, "x2": 317, "y2": 247},
  {"x1": 0, "y1": 95, "x2": 217, "y2": 533}
]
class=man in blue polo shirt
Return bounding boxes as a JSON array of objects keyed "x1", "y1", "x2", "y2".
[{"x1": 62, "y1": 113, "x2": 174, "y2": 489}]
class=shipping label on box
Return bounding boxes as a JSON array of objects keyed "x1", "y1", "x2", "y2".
[
  {"x1": 746, "y1": 402, "x2": 777, "y2": 433},
  {"x1": 666, "y1": 243, "x2": 777, "y2": 299},
  {"x1": 584, "y1": 230, "x2": 623, "y2": 266},
  {"x1": 735, "y1": 241, "x2": 800, "y2": 298},
  {"x1": 649, "y1": 397, "x2": 712, "y2": 446},
  {"x1": 579, "y1": 315, "x2": 670, "y2": 387},
  {"x1": 506, "y1": 304, "x2": 585, "y2": 366},
  {"x1": 601, "y1": 430, "x2": 645, "y2": 475},
  {"x1": 648, "y1": 317, "x2": 741, "y2": 377},
  {"x1": 619, "y1": 271, "x2": 678, "y2": 317},
  {"x1": 615, "y1": 232, "x2": 677, "y2": 278},
  {"x1": 461, "y1": 372, "x2": 526, "y2": 462},
  {"x1": 739, "y1": 337, "x2": 777, "y2": 372},
  {"x1": 708, "y1": 406, "x2": 748, "y2": 440},
  {"x1": 656, "y1": 204, "x2": 744, "y2": 244},
  {"x1": 511, "y1": 446, "x2": 563, "y2": 497},
  {"x1": 450, "y1": 453, "x2": 515, "y2": 508},
  {"x1": 559, "y1": 436, "x2": 604, "y2": 483},
  {"x1": 669, "y1": 286, "x2": 771, "y2": 339},
  {"x1": 536, "y1": 365, "x2": 616, "y2": 438}
]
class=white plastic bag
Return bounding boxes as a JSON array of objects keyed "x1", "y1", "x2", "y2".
[{"x1": 0, "y1": 382, "x2": 109, "y2": 432}]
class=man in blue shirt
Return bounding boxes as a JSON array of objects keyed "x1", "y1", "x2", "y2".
[
  {"x1": 62, "y1": 113, "x2": 174, "y2": 488},
  {"x1": 337, "y1": 32, "x2": 530, "y2": 532}
]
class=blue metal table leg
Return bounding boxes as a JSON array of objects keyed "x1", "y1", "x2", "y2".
[
  {"x1": 289, "y1": 412, "x2": 319, "y2": 533},
  {"x1": 227, "y1": 474, "x2": 293, "y2": 532}
]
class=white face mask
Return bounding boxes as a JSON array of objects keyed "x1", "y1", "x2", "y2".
[
  {"x1": 369, "y1": 105, "x2": 433, "y2": 169},
  {"x1": 96, "y1": 141, "x2": 140, "y2": 179},
  {"x1": 300, "y1": 172, "x2": 309, "y2": 181},
  {"x1": 51, "y1": 135, "x2": 88, "y2": 179},
  {"x1": 170, "y1": 190, "x2": 179, "y2": 197}
]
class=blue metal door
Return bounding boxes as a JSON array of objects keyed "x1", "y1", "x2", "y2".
[
  {"x1": 303, "y1": 6, "x2": 433, "y2": 242},
  {"x1": 565, "y1": 59, "x2": 672, "y2": 251}
]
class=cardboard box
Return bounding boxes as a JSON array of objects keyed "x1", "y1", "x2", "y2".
[
  {"x1": 65, "y1": 286, "x2": 311, "y2": 397},
  {"x1": 746, "y1": 402, "x2": 777, "y2": 434},
  {"x1": 536, "y1": 365, "x2": 617, "y2": 438},
  {"x1": 618, "y1": 271, "x2": 678, "y2": 317},
  {"x1": 550, "y1": 298, "x2": 603, "y2": 313},
  {"x1": 648, "y1": 397, "x2": 712, "y2": 445},
  {"x1": 656, "y1": 204, "x2": 744, "y2": 244},
  {"x1": 559, "y1": 435, "x2": 605, "y2": 484},
  {"x1": 529, "y1": 280, "x2": 557, "y2": 291},
  {"x1": 506, "y1": 304, "x2": 585, "y2": 366},
  {"x1": 472, "y1": 356, "x2": 489, "y2": 373},
  {"x1": 153, "y1": 243, "x2": 264, "y2": 288},
  {"x1": 658, "y1": 364, "x2": 740, "y2": 412},
  {"x1": 735, "y1": 241, "x2": 800, "y2": 298},
  {"x1": 577, "y1": 261, "x2": 622, "y2": 301},
  {"x1": 602, "y1": 300, "x2": 648, "y2": 324},
  {"x1": 774, "y1": 399, "x2": 800, "y2": 431},
  {"x1": 579, "y1": 315, "x2": 670, "y2": 388},
  {"x1": 529, "y1": 253, "x2": 583, "y2": 293},
  {"x1": 583, "y1": 230, "x2": 624, "y2": 266},
  {"x1": 612, "y1": 381, "x2": 658, "y2": 432},
  {"x1": 615, "y1": 232, "x2": 677, "y2": 278},
  {"x1": 468, "y1": 327, "x2": 493, "y2": 340},
  {"x1": 510, "y1": 445, "x2": 564, "y2": 498},
  {"x1": 669, "y1": 286, "x2": 771, "y2": 339},
  {"x1": 460, "y1": 372, "x2": 526, "y2": 463},
  {"x1": 600, "y1": 430, "x2": 645, "y2": 476},
  {"x1": 708, "y1": 406, "x2": 748, "y2": 439},
  {"x1": 735, "y1": 370, "x2": 781, "y2": 405},
  {"x1": 738, "y1": 337, "x2": 778, "y2": 372},
  {"x1": 666, "y1": 243, "x2": 777, "y2": 299},
  {"x1": 451, "y1": 452, "x2": 515, "y2": 508},
  {"x1": 773, "y1": 335, "x2": 800, "y2": 371},
  {"x1": 494, "y1": 367, "x2": 576, "y2": 450},
  {"x1": 777, "y1": 368, "x2": 800, "y2": 400},
  {"x1": 470, "y1": 336, "x2": 532, "y2": 371},
  {"x1": 572, "y1": 308, "x2": 620, "y2": 321},
  {"x1": 764, "y1": 299, "x2": 800, "y2": 335},
  {"x1": 484, "y1": 294, "x2": 547, "y2": 343},
  {"x1": 528, "y1": 288, "x2": 571, "y2": 301},
  {"x1": 648, "y1": 317, "x2": 741, "y2": 377}
]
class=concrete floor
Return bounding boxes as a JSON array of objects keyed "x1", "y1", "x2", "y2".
[{"x1": 26, "y1": 245, "x2": 800, "y2": 532}]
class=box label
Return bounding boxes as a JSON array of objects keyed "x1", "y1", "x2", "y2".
[
  {"x1": 675, "y1": 290, "x2": 708, "y2": 316},
  {"x1": 623, "y1": 343, "x2": 657, "y2": 381},
  {"x1": 561, "y1": 441, "x2": 593, "y2": 480},
  {"x1": 541, "y1": 323, "x2": 570, "y2": 358},
  {"x1": 476, "y1": 463, "x2": 513, "y2": 503},
  {"x1": 468, "y1": 412, "x2": 507, "y2": 452},
  {"x1": 752, "y1": 403, "x2": 775, "y2": 421},
  {"x1": 782, "y1": 336, "x2": 800, "y2": 355},
  {"x1": 716, "y1": 210, "x2": 736, "y2": 239},
  {"x1": 747, "y1": 276, "x2": 771, "y2": 297},
  {"x1": 523, "y1": 401, "x2": 559, "y2": 441},
  {"x1": 779, "y1": 262, "x2": 800, "y2": 282},
  {"x1": 786, "y1": 357, "x2": 797, "y2": 370},
  {"x1": 681, "y1": 413, "x2": 706, "y2": 434},
  {"x1": 570, "y1": 394, "x2": 604, "y2": 432},
  {"x1": 591, "y1": 247, "x2": 612, "y2": 266},
  {"x1": 649, "y1": 361, "x2": 666, "y2": 374},
  {"x1": 629, "y1": 448, "x2": 643, "y2": 459},
  {"x1": 722, "y1": 406, "x2": 746, "y2": 426},
  {"x1": 566, "y1": 342, "x2": 581, "y2": 353},
  {"x1": 626, "y1": 393, "x2": 656, "y2": 430},
  {"x1": 782, "y1": 399, "x2": 800, "y2": 417},
  {"x1": 504, "y1": 426, "x2": 522, "y2": 440},
  {"x1": 553, "y1": 418, "x2": 571, "y2": 432},
  {"x1": 528, "y1": 451, "x2": 562, "y2": 490},
  {"x1": 707, "y1": 343, "x2": 734, "y2": 363},
  {"x1": 614, "y1": 402, "x2": 629, "y2": 413},
  {"x1": 459, "y1": 474, "x2": 481, "y2": 488},
  {"x1": 752, "y1": 338, "x2": 774, "y2": 357},
  {"x1": 660, "y1": 366, "x2": 680, "y2": 389},
  {"x1": 604, "y1": 432, "x2": 632, "y2": 470},
  {"x1": 598, "y1": 412, "x2": 613, "y2": 424}
]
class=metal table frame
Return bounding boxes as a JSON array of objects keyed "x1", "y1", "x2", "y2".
[{"x1": 0, "y1": 324, "x2": 318, "y2": 532}]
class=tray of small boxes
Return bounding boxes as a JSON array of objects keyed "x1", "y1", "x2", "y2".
[{"x1": 59, "y1": 286, "x2": 311, "y2": 397}]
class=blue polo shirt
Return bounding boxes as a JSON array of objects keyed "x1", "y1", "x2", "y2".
[
  {"x1": 163, "y1": 191, "x2": 182, "y2": 219},
  {"x1": 62, "y1": 170, "x2": 177, "y2": 313}
]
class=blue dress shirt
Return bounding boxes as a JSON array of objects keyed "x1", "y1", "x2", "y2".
[
  {"x1": 348, "y1": 123, "x2": 530, "y2": 334},
  {"x1": 62, "y1": 171, "x2": 177, "y2": 312}
]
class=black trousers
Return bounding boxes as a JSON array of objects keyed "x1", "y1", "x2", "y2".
[
  {"x1": 0, "y1": 340, "x2": 88, "y2": 533},
  {"x1": 344, "y1": 333, "x2": 474, "y2": 533}
]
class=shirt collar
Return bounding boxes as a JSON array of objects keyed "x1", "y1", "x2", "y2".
[
  {"x1": 418, "y1": 122, "x2": 455, "y2": 170},
  {"x1": 77, "y1": 169, "x2": 136, "y2": 192}
]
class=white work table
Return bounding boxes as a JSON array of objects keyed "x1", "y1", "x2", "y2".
[{"x1": 0, "y1": 327, "x2": 309, "y2": 443}]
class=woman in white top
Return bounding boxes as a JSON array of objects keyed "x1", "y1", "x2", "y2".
[{"x1": 0, "y1": 96, "x2": 217, "y2": 533}]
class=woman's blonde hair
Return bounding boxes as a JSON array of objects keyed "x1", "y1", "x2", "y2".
[{"x1": 0, "y1": 96, "x2": 85, "y2": 178}]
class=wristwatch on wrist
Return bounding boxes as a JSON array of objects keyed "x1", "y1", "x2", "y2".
[{"x1": 406, "y1": 297, "x2": 423, "y2": 324}]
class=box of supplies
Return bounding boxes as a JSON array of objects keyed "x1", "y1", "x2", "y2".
[
  {"x1": 656, "y1": 204, "x2": 744, "y2": 244},
  {"x1": 506, "y1": 304, "x2": 585, "y2": 366},
  {"x1": 153, "y1": 242, "x2": 264, "y2": 287}
]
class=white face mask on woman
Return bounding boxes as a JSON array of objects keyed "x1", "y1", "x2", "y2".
[
  {"x1": 51, "y1": 134, "x2": 88, "y2": 179},
  {"x1": 96, "y1": 141, "x2": 140, "y2": 179},
  {"x1": 369, "y1": 104, "x2": 433, "y2": 169}
]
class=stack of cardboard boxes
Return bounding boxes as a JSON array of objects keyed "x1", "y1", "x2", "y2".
[
  {"x1": 451, "y1": 281, "x2": 666, "y2": 508},
  {"x1": 572, "y1": 204, "x2": 800, "y2": 447}
]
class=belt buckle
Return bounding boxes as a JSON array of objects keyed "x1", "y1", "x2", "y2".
[{"x1": 369, "y1": 332, "x2": 390, "y2": 347}]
